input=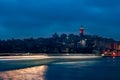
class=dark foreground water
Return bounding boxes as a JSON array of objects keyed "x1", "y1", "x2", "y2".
[{"x1": 0, "y1": 57, "x2": 120, "y2": 80}]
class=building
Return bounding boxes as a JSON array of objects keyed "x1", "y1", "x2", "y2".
[{"x1": 80, "y1": 25, "x2": 84, "y2": 36}]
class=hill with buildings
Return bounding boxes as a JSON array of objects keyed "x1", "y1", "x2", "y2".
[{"x1": 0, "y1": 26, "x2": 120, "y2": 55}]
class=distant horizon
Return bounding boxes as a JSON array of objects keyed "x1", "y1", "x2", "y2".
[{"x1": 1, "y1": 32, "x2": 119, "y2": 41}]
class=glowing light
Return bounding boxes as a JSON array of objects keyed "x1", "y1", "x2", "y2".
[{"x1": 0, "y1": 65, "x2": 48, "y2": 80}]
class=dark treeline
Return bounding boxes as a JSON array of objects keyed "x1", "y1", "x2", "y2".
[{"x1": 0, "y1": 33, "x2": 119, "y2": 54}]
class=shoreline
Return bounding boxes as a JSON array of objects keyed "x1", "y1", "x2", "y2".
[{"x1": 0, "y1": 54, "x2": 101, "y2": 61}]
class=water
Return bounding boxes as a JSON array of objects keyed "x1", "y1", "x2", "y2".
[{"x1": 0, "y1": 57, "x2": 120, "y2": 80}]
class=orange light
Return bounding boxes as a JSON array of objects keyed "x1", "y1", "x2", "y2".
[{"x1": 112, "y1": 52, "x2": 116, "y2": 57}]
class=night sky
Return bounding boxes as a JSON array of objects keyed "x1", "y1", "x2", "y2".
[{"x1": 0, "y1": 0, "x2": 120, "y2": 40}]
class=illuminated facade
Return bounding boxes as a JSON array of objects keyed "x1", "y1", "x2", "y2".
[{"x1": 80, "y1": 25, "x2": 84, "y2": 36}]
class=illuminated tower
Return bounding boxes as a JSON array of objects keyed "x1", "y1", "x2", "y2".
[{"x1": 80, "y1": 25, "x2": 84, "y2": 36}]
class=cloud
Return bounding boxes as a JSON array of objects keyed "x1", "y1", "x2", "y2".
[{"x1": 0, "y1": 0, "x2": 120, "y2": 40}]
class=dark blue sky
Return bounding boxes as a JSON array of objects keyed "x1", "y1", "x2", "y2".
[{"x1": 0, "y1": 0, "x2": 120, "y2": 40}]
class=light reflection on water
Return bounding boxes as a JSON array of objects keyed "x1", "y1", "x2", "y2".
[
  {"x1": 0, "y1": 57, "x2": 120, "y2": 80},
  {"x1": 0, "y1": 65, "x2": 48, "y2": 80}
]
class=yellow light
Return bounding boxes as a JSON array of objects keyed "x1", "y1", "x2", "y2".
[{"x1": 0, "y1": 65, "x2": 48, "y2": 80}]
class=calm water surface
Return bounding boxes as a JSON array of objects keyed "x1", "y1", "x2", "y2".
[{"x1": 0, "y1": 57, "x2": 120, "y2": 80}]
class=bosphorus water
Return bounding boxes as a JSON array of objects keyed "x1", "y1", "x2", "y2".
[{"x1": 0, "y1": 57, "x2": 120, "y2": 80}]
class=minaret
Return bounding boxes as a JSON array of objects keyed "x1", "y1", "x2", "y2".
[{"x1": 80, "y1": 25, "x2": 84, "y2": 36}]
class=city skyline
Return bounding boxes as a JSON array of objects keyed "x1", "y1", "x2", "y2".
[{"x1": 0, "y1": 0, "x2": 120, "y2": 40}]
